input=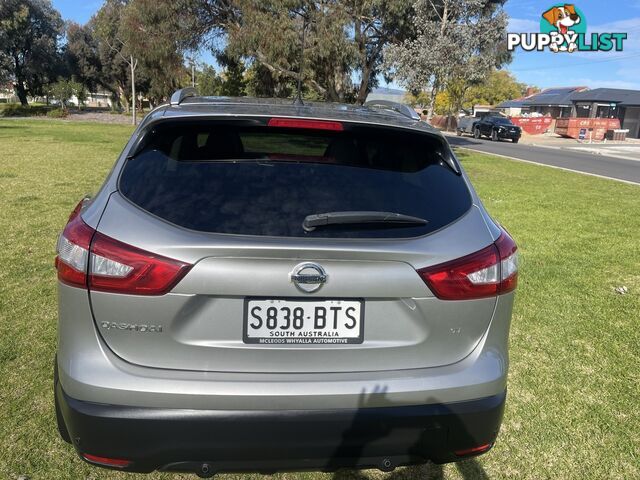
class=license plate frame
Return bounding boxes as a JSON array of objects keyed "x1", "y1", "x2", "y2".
[{"x1": 243, "y1": 297, "x2": 365, "y2": 345}]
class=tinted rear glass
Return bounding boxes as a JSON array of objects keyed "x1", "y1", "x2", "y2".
[{"x1": 119, "y1": 121, "x2": 471, "y2": 238}]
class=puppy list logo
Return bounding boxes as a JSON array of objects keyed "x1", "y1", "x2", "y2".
[{"x1": 508, "y1": 4, "x2": 627, "y2": 53}]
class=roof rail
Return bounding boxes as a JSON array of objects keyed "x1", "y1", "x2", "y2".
[
  {"x1": 364, "y1": 100, "x2": 421, "y2": 121},
  {"x1": 170, "y1": 87, "x2": 198, "y2": 106}
]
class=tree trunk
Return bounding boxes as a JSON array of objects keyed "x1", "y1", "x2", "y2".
[
  {"x1": 117, "y1": 84, "x2": 130, "y2": 113},
  {"x1": 426, "y1": 84, "x2": 438, "y2": 119},
  {"x1": 326, "y1": 81, "x2": 340, "y2": 103},
  {"x1": 131, "y1": 55, "x2": 137, "y2": 126},
  {"x1": 334, "y1": 69, "x2": 346, "y2": 102},
  {"x1": 15, "y1": 82, "x2": 28, "y2": 106},
  {"x1": 356, "y1": 63, "x2": 373, "y2": 105},
  {"x1": 354, "y1": 15, "x2": 368, "y2": 105}
]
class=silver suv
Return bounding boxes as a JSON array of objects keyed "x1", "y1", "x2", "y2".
[{"x1": 54, "y1": 90, "x2": 517, "y2": 476}]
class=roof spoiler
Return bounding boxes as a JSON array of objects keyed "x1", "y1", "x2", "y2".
[
  {"x1": 364, "y1": 100, "x2": 421, "y2": 121},
  {"x1": 170, "y1": 87, "x2": 198, "y2": 106}
]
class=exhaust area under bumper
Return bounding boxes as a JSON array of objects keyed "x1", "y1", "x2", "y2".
[{"x1": 56, "y1": 380, "x2": 505, "y2": 475}]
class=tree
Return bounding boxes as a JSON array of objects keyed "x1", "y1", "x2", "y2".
[
  {"x1": 197, "y1": 65, "x2": 223, "y2": 96},
  {"x1": 404, "y1": 90, "x2": 432, "y2": 109},
  {"x1": 221, "y1": 1, "x2": 355, "y2": 102},
  {"x1": 121, "y1": 0, "x2": 186, "y2": 106},
  {"x1": 75, "y1": 82, "x2": 88, "y2": 109},
  {"x1": 433, "y1": 89, "x2": 452, "y2": 116},
  {"x1": 93, "y1": 0, "x2": 140, "y2": 124},
  {"x1": 218, "y1": 53, "x2": 246, "y2": 96},
  {"x1": 224, "y1": 0, "x2": 415, "y2": 103},
  {"x1": 133, "y1": 0, "x2": 415, "y2": 103},
  {"x1": 92, "y1": 0, "x2": 134, "y2": 113},
  {"x1": 49, "y1": 78, "x2": 84, "y2": 110},
  {"x1": 63, "y1": 22, "x2": 102, "y2": 91},
  {"x1": 431, "y1": 70, "x2": 527, "y2": 129},
  {"x1": 111, "y1": 40, "x2": 139, "y2": 124},
  {"x1": 385, "y1": 0, "x2": 509, "y2": 117},
  {"x1": 348, "y1": 0, "x2": 415, "y2": 104},
  {"x1": 463, "y1": 70, "x2": 527, "y2": 109},
  {"x1": 0, "y1": 0, "x2": 64, "y2": 105}
]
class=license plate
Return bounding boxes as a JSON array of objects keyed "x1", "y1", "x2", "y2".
[{"x1": 243, "y1": 298, "x2": 364, "y2": 345}]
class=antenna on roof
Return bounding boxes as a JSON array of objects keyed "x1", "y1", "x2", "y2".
[{"x1": 293, "y1": 11, "x2": 309, "y2": 106}]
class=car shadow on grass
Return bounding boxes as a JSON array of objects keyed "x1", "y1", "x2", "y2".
[
  {"x1": 328, "y1": 385, "x2": 492, "y2": 480},
  {"x1": 331, "y1": 458, "x2": 488, "y2": 480}
]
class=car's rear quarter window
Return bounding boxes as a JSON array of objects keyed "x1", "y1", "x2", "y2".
[{"x1": 118, "y1": 120, "x2": 471, "y2": 238}]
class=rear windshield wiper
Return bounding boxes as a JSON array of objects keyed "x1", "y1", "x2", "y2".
[{"x1": 303, "y1": 211, "x2": 428, "y2": 232}]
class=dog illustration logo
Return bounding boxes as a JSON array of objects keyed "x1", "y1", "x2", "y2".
[
  {"x1": 542, "y1": 4, "x2": 582, "y2": 52},
  {"x1": 507, "y1": 4, "x2": 626, "y2": 53}
]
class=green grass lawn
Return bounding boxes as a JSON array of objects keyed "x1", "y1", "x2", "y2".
[{"x1": 0, "y1": 119, "x2": 638, "y2": 480}]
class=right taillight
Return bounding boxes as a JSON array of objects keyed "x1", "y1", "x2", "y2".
[
  {"x1": 418, "y1": 230, "x2": 518, "y2": 300},
  {"x1": 55, "y1": 202, "x2": 192, "y2": 295}
]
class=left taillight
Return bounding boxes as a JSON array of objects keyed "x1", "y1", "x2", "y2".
[
  {"x1": 55, "y1": 209, "x2": 94, "y2": 288},
  {"x1": 417, "y1": 230, "x2": 518, "y2": 300},
  {"x1": 56, "y1": 202, "x2": 192, "y2": 295}
]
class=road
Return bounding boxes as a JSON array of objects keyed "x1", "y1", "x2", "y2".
[{"x1": 447, "y1": 135, "x2": 640, "y2": 185}]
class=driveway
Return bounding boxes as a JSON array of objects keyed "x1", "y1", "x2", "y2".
[{"x1": 447, "y1": 134, "x2": 640, "y2": 185}]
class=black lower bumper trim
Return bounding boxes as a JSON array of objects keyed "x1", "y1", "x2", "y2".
[{"x1": 56, "y1": 381, "x2": 505, "y2": 474}]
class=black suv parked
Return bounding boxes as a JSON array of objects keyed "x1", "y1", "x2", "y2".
[{"x1": 473, "y1": 117, "x2": 521, "y2": 143}]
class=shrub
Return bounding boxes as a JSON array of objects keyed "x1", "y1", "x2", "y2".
[
  {"x1": 48, "y1": 79, "x2": 85, "y2": 110},
  {"x1": 46, "y1": 108, "x2": 68, "y2": 118},
  {"x1": 0, "y1": 104, "x2": 51, "y2": 117}
]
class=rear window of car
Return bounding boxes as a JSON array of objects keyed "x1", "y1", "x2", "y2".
[
  {"x1": 118, "y1": 120, "x2": 471, "y2": 238},
  {"x1": 491, "y1": 117, "x2": 514, "y2": 125}
]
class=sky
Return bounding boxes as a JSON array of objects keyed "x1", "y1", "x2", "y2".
[{"x1": 52, "y1": 0, "x2": 640, "y2": 92}]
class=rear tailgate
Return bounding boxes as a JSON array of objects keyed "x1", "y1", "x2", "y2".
[{"x1": 89, "y1": 118, "x2": 497, "y2": 373}]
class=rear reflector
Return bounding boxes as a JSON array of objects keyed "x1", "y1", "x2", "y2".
[
  {"x1": 82, "y1": 453, "x2": 131, "y2": 468},
  {"x1": 268, "y1": 117, "x2": 344, "y2": 131},
  {"x1": 454, "y1": 442, "x2": 493, "y2": 457},
  {"x1": 56, "y1": 201, "x2": 192, "y2": 295},
  {"x1": 418, "y1": 230, "x2": 518, "y2": 300}
]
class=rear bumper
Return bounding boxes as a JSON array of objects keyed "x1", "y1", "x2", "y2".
[{"x1": 56, "y1": 380, "x2": 506, "y2": 474}]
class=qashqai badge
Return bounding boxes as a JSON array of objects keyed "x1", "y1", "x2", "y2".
[{"x1": 289, "y1": 262, "x2": 327, "y2": 293}]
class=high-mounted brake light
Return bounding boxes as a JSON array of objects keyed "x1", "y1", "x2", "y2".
[
  {"x1": 268, "y1": 117, "x2": 344, "y2": 131},
  {"x1": 418, "y1": 230, "x2": 518, "y2": 300},
  {"x1": 82, "y1": 453, "x2": 131, "y2": 468},
  {"x1": 55, "y1": 201, "x2": 192, "y2": 295}
]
